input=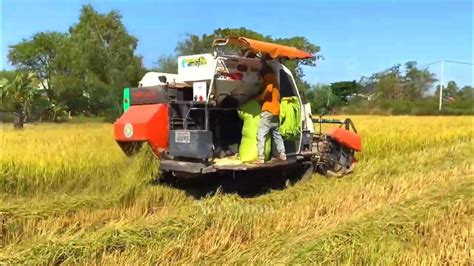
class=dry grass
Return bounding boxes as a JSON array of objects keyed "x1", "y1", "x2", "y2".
[{"x1": 0, "y1": 116, "x2": 472, "y2": 264}]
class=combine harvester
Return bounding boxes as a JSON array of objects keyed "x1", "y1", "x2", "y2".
[{"x1": 114, "y1": 37, "x2": 361, "y2": 179}]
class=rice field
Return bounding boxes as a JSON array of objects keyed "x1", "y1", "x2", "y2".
[{"x1": 0, "y1": 116, "x2": 472, "y2": 264}]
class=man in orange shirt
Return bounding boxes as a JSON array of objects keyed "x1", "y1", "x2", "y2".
[{"x1": 255, "y1": 64, "x2": 286, "y2": 164}]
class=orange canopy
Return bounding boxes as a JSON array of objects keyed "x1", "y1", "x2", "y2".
[{"x1": 218, "y1": 37, "x2": 313, "y2": 60}]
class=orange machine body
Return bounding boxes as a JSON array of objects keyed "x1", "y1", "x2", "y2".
[
  {"x1": 327, "y1": 128, "x2": 362, "y2": 152},
  {"x1": 114, "y1": 104, "x2": 169, "y2": 155}
]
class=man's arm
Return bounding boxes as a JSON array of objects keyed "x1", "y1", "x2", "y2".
[{"x1": 257, "y1": 82, "x2": 274, "y2": 102}]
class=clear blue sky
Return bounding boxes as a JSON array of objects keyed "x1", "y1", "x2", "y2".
[{"x1": 1, "y1": 0, "x2": 473, "y2": 88}]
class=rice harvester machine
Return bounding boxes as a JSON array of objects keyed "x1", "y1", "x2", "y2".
[{"x1": 114, "y1": 37, "x2": 362, "y2": 178}]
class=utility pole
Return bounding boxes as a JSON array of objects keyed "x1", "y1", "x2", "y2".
[
  {"x1": 326, "y1": 88, "x2": 330, "y2": 108},
  {"x1": 420, "y1": 59, "x2": 473, "y2": 111},
  {"x1": 439, "y1": 60, "x2": 444, "y2": 111}
]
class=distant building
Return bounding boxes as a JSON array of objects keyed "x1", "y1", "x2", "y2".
[{"x1": 36, "y1": 79, "x2": 49, "y2": 98}]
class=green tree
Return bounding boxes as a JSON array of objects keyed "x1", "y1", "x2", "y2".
[
  {"x1": 361, "y1": 62, "x2": 437, "y2": 102},
  {"x1": 439, "y1": 84, "x2": 474, "y2": 113},
  {"x1": 176, "y1": 33, "x2": 216, "y2": 55},
  {"x1": 67, "y1": 5, "x2": 145, "y2": 116},
  {"x1": 374, "y1": 64, "x2": 404, "y2": 101},
  {"x1": 0, "y1": 72, "x2": 39, "y2": 128},
  {"x1": 307, "y1": 83, "x2": 341, "y2": 113},
  {"x1": 0, "y1": 70, "x2": 18, "y2": 83},
  {"x1": 458, "y1": 85, "x2": 473, "y2": 99},
  {"x1": 444, "y1": 81, "x2": 459, "y2": 98},
  {"x1": 8, "y1": 32, "x2": 69, "y2": 103},
  {"x1": 0, "y1": 71, "x2": 18, "y2": 112},
  {"x1": 153, "y1": 55, "x2": 178, "y2": 73},
  {"x1": 435, "y1": 81, "x2": 459, "y2": 99},
  {"x1": 330, "y1": 80, "x2": 361, "y2": 103},
  {"x1": 8, "y1": 5, "x2": 146, "y2": 118},
  {"x1": 403, "y1": 61, "x2": 437, "y2": 100},
  {"x1": 69, "y1": 5, "x2": 143, "y2": 87},
  {"x1": 359, "y1": 75, "x2": 377, "y2": 99}
]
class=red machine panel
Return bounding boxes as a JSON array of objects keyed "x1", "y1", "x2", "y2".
[
  {"x1": 327, "y1": 128, "x2": 362, "y2": 152},
  {"x1": 114, "y1": 104, "x2": 169, "y2": 154}
]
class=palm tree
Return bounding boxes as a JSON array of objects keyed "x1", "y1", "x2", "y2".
[{"x1": 0, "y1": 72, "x2": 38, "y2": 129}]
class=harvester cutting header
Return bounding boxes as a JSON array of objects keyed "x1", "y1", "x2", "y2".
[{"x1": 114, "y1": 37, "x2": 361, "y2": 178}]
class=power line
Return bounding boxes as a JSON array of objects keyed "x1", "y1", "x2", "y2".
[
  {"x1": 419, "y1": 60, "x2": 474, "y2": 68},
  {"x1": 444, "y1": 60, "x2": 474, "y2": 66},
  {"x1": 418, "y1": 60, "x2": 441, "y2": 68}
]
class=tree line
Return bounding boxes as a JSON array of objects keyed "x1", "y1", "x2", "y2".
[
  {"x1": 1, "y1": 5, "x2": 472, "y2": 128},
  {"x1": 0, "y1": 5, "x2": 320, "y2": 127},
  {"x1": 308, "y1": 62, "x2": 473, "y2": 116}
]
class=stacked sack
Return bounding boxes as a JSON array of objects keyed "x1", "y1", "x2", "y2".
[
  {"x1": 238, "y1": 100, "x2": 271, "y2": 162},
  {"x1": 279, "y1": 96, "x2": 301, "y2": 141}
]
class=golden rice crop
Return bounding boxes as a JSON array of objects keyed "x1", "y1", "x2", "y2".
[{"x1": 0, "y1": 116, "x2": 472, "y2": 264}]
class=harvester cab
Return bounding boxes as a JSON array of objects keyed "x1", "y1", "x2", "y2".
[{"x1": 114, "y1": 36, "x2": 361, "y2": 178}]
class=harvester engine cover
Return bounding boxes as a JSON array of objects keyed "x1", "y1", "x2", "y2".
[{"x1": 114, "y1": 103, "x2": 169, "y2": 157}]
